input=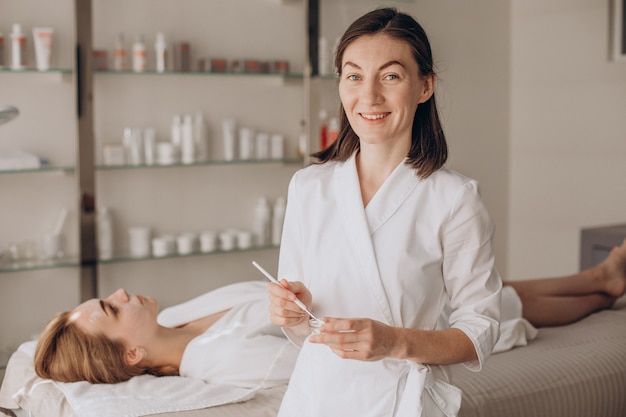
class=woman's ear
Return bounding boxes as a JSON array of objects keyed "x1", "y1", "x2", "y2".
[
  {"x1": 417, "y1": 74, "x2": 435, "y2": 104},
  {"x1": 125, "y1": 346, "x2": 147, "y2": 366}
]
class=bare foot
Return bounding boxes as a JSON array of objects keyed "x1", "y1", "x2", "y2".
[{"x1": 601, "y1": 238, "x2": 626, "y2": 298}]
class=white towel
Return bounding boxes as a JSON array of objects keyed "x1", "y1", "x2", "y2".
[
  {"x1": 7, "y1": 342, "x2": 258, "y2": 417},
  {"x1": 53, "y1": 375, "x2": 256, "y2": 417}
]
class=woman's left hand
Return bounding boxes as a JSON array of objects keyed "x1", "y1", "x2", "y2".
[{"x1": 309, "y1": 317, "x2": 403, "y2": 361}]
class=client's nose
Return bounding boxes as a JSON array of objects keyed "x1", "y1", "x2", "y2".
[{"x1": 109, "y1": 288, "x2": 130, "y2": 303}]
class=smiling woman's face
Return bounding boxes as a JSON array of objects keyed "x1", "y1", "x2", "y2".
[
  {"x1": 69, "y1": 288, "x2": 159, "y2": 347},
  {"x1": 338, "y1": 33, "x2": 433, "y2": 152}
]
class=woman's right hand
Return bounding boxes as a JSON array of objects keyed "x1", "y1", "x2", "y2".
[{"x1": 267, "y1": 280, "x2": 313, "y2": 327}]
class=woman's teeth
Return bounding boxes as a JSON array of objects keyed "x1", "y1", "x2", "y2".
[{"x1": 361, "y1": 113, "x2": 387, "y2": 120}]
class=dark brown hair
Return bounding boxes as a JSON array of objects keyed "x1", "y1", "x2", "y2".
[{"x1": 313, "y1": 7, "x2": 447, "y2": 179}]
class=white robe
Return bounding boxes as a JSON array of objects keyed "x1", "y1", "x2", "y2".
[
  {"x1": 276, "y1": 154, "x2": 502, "y2": 417},
  {"x1": 157, "y1": 281, "x2": 298, "y2": 389}
]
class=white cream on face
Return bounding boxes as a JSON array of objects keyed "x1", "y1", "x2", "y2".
[
  {"x1": 69, "y1": 311, "x2": 82, "y2": 322},
  {"x1": 89, "y1": 309, "x2": 104, "y2": 323}
]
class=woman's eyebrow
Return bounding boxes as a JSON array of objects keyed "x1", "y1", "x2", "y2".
[
  {"x1": 342, "y1": 60, "x2": 406, "y2": 71},
  {"x1": 99, "y1": 300, "x2": 109, "y2": 316},
  {"x1": 380, "y1": 60, "x2": 405, "y2": 70}
]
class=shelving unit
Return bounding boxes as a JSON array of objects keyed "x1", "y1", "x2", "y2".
[{"x1": 0, "y1": 0, "x2": 417, "y2": 373}]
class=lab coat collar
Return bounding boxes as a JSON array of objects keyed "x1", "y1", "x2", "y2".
[
  {"x1": 363, "y1": 157, "x2": 421, "y2": 234},
  {"x1": 331, "y1": 154, "x2": 420, "y2": 326}
]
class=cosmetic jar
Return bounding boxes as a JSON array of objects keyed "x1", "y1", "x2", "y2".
[
  {"x1": 219, "y1": 230, "x2": 236, "y2": 251},
  {"x1": 309, "y1": 318, "x2": 323, "y2": 335},
  {"x1": 129, "y1": 227, "x2": 151, "y2": 257},
  {"x1": 236, "y1": 230, "x2": 252, "y2": 249},
  {"x1": 177, "y1": 233, "x2": 197, "y2": 255},
  {"x1": 200, "y1": 230, "x2": 217, "y2": 253},
  {"x1": 270, "y1": 134, "x2": 284, "y2": 159}
]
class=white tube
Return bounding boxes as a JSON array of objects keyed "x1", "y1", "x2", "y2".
[
  {"x1": 10, "y1": 24, "x2": 26, "y2": 70},
  {"x1": 33, "y1": 27, "x2": 54, "y2": 71}
]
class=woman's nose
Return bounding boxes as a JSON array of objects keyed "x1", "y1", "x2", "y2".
[
  {"x1": 107, "y1": 288, "x2": 129, "y2": 303},
  {"x1": 362, "y1": 79, "x2": 383, "y2": 105}
]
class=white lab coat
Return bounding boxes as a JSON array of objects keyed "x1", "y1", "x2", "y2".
[
  {"x1": 276, "y1": 154, "x2": 502, "y2": 417},
  {"x1": 157, "y1": 281, "x2": 298, "y2": 389}
]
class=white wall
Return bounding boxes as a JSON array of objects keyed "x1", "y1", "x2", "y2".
[{"x1": 508, "y1": 0, "x2": 626, "y2": 279}]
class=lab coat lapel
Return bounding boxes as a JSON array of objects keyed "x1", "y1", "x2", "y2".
[
  {"x1": 364, "y1": 159, "x2": 421, "y2": 234},
  {"x1": 331, "y1": 155, "x2": 395, "y2": 325}
]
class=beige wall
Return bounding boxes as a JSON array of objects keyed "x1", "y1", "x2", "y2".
[
  {"x1": 508, "y1": 0, "x2": 626, "y2": 279},
  {"x1": 413, "y1": 1, "x2": 511, "y2": 277}
]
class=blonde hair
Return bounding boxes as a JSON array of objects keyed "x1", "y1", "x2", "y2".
[{"x1": 34, "y1": 311, "x2": 177, "y2": 384}]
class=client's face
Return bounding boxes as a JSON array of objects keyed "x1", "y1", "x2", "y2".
[{"x1": 69, "y1": 288, "x2": 159, "y2": 347}]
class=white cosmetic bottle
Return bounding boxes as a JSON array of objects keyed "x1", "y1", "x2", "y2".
[
  {"x1": 318, "y1": 36, "x2": 331, "y2": 76},
  {"x1": 97, "y1": 207, "x2": 114, "y2": 260},
  {"x1": 272, "y1": 197, "x2": 286, "y2": 246},
  {"x1": 193, "y1": 112, "x2": 208, "y2": 161},
  {"x1": 10, "y1": 24, "x2": 26, "y2": 70},
  {"x1": 132, "y1": 35, "x2": 146, "y2": 72},
  {"x1": 181, "y1": 114, "x2": 195, "y2": 164},
  {"x1": 171, "y1": 114, "x2": 182, "y2": 147},
  {"x1": 254, "y1": 197, "x2": 271, "y2": 246},
  {"x1": 154, "y1": 32, "x2": 167, "y2": 73},
  {"x1": 113, "y1": 33, "x2": 126, "y2": 70}
]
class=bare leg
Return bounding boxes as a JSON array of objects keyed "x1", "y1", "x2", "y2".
[{"x1": 504, "y1": 238, "x2": 626, "y2": 327}]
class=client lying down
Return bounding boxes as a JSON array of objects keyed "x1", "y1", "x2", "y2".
[
  {"x1": 34, "y1": 238, "x2": 626, "y2": 386},
  {"x1": 34, "y1": 281, "x2": 298, "y2": 387}
]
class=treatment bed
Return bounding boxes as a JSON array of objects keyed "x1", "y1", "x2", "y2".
[{"x1": 1, "y1": 296, "x2": 625, "y2": 417}]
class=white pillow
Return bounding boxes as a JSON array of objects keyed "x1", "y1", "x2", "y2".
[
  {"x1": 0, "y1": 341, "x2": 76, "y2": 417},
  {"x1": 0, "y1": 341, "x2": 259, "y2": 417}
]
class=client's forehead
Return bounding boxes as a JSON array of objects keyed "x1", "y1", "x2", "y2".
[{"x1": 69, "y1": 299, "x2": 105, "y2": 331}]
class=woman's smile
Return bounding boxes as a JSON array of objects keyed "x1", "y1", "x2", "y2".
[{"x1": 360, "y1": 112, "x2": 390, "y2": 121}]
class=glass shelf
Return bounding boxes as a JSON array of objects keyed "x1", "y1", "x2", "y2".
[
  {"x1": 0, "y1": 256, "x2": 80, "y2": 274},
  {"x1": 0, "y1": 67, "x2": 73, "y2": 74},
  {"x1": 99, "y1": 244, "x2": 279, "y2": 265},
  {"x1": 95, "y1": 69, "x2": 304, "y2": 81},
  {"x1": 0, "y1": 165, "x2": 75, "y2": 175},
  {"x1": 0, "y1": 158, "x2": 303, "y2": 175},
  {"x1": 96, "y1": 157, "x2": 304, "y2": 171}
]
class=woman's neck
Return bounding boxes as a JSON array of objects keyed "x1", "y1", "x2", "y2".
[
  {"x1": 356, "y1": 142, "x2": 408, "y2": 206},
  {"x1": 147, "y1": 309, "x2": 231, "y2": 372}
]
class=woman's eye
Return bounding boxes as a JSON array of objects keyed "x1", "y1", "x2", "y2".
[
  {"x1": 346, "y1": 74, "x2": 360, "y2": 81},
  {"x1": 384, "y1": 74, "x2": 398, "y2": 81}
]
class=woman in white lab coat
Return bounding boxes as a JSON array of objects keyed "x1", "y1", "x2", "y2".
[{"x1": 268, "y1": 8, "x2": 502, "y2": 417}]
